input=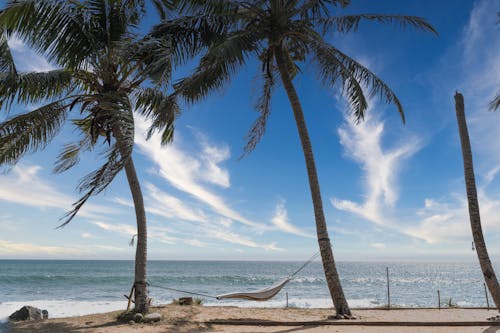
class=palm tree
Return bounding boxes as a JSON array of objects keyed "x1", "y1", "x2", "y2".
[
  {"x1": 454, "y1": 92, "x2": 500, "y2": 310},
  {"x1": 0, "y1": 0, "x2": 183, "y2": 313},
  {"x1": 166, "y1": 0, "x2": 435, "y2": 317}
]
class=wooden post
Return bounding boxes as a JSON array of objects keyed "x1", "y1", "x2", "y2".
[
  {"x1": 484, "y1": 283, "x2": 490, "y2": 310},
  {"x1": 386, "y1": 267, "x2": 390, "y2": 309},
  {"x1": 438, "y1": 290, "x2": 441, "y2": 309},
  {"x1": 286, "y1": 292, "x2": 288, "y2": 308},
  {"x1": 126, "y1": 285, "x2": 135, "y2": 312}
]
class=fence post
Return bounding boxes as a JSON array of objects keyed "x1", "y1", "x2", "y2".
[
  {"x1": 438, "y1": 290, "x2": 441, "y2": 309},
  {"x1": 386, "y1": 267, "x2": 390, "y2": 309}
]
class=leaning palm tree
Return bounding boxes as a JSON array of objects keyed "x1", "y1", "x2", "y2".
[
  {"x1": 454, "y1": 92, "x2": 500, "y2": 310},
  {"x1": 0, "y1": 0, "x2": 185, "y2": 313},
  {"x1": 166, "y1": 0, "x2": 435, "y2": 317}
]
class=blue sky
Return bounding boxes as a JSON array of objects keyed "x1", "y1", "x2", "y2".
[{"x1": 0, "y1": 0, "x2": 499, "y2": 261}]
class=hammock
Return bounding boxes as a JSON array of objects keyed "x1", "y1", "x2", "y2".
[
  {"x1": 148, "y1": 252, "x2": 320, "y2": 302},
  {"x1": 216, "y1": 278, "x2": 291, "y2": 301}
]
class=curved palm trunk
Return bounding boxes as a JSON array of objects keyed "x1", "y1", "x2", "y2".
[
  {"x1": 275, "y1": 48, "x2": 351, "y2": 317},
  {"x1": 454, "y1": 92, "x2": 500, "y2": 311},
  {"x1": 114, "y1": 126, "x2": 149, "y2": 314}
]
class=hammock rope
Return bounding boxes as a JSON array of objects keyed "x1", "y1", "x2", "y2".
[{"x1": 147, "y1": 251, "x2": 320, "y2": 301}]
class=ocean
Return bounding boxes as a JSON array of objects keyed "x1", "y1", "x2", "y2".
[{"x1": 0, "y1": 260, "x2": 494, "y2": 321}]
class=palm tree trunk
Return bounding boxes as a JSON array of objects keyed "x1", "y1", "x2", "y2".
[
  {"x1": 113, "y1": 126, "x2": 149, "y2": 314},
  {"x1": 274, "y1": 48, "x2": 351, "y2": 317},
  {"x1": 454, "y1": 92, "x2": 500, "y2": 311}
]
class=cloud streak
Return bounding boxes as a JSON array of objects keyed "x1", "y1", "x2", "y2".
[
  {"x1": 134, "y1": 115, "x2": 266, "y2": 231},
  {"x1": 332, "y1": 112, "x2": 421, "y2": 226},
  {"x1": 271, "y1": 200, "x2": 314, "y2": 238},
  {"x1": 0, "y1": 165, "x2": 117, "y2": 220}
]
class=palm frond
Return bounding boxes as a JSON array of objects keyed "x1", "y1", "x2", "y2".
[
  {"x1": 53, "y1": 135, "x2": 93, "y2": 174},
  {"x1": 298, "y1": 0, "x2": 350, "y2": 21},
  {"x1": 489, "y1": 91, "x2": 500, "y2": 111},
  {"x1": 243, "y1": 69, "x2": 275, "y2": 156},
  {"x1": 0, "y1": 0, "x2": 97, "y2": 69},
  {"x1": 0, "y1": 70, "x2": 76, "y2": 111},
  {"x1": 0, "y1": 31, "x2": 17, "y2": 75},
  {"x1": 150, "y1": 14, "x2": 227, "y2": 67},
  {"x1": 312, "y1": 40, "x2": 404, "y2": 123},
  {"x1": 319, "y1": 14, "x2": 437, "y2": 35},
  {"x1": 0, "y1": 100, "x2": 69, "y2": 165},
  {"x1": 59, "y1": 142, "x2": 125, "y2": 227},
  {"x1": 130, "y1": 35, "x2": 173, "y2": 87},
  {"x1": 174, "y1": 29, "x2": 259, "y2": 103},
  {"x1": 134, "y1": 88, "x2": 178, "y2": 144}
]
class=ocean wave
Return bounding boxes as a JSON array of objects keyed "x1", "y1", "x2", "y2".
[{"x1": 0, "y1": 300, "x2": 126, "y2": 323}]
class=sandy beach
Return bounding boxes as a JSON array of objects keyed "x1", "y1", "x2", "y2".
[{"x1": 5, "y1": 306, "x2": 500, "y2": 333}]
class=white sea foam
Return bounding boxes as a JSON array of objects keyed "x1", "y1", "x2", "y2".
[{"x1": 0, "y1": 300, "x2": 126, "y2": 322}]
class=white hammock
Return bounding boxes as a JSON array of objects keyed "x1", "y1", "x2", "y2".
[
  {"x1": 216, "y1": 278, "x2": 291, "y2": 301},
  {"x1": 149, "y1": 252, "x2": 320, "y2": 302}
]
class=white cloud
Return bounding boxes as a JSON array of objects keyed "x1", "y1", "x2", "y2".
[
  {"x1": 184, "y1": 239, "x2": 207, "y2": 248},
  {"x1": 406, "y1": 189, "x2": 500, "y2": 244},
  {"x1": 0, "y1": 165, "x2": 117, "y2": 220},
  {"x1": 81, "y1": 233, "x2": 94, "y2": 239},
  {"x1": 271, "y1": 200, "x2": 314, "y2": 238},
  {"x1": 332, "y1": 112, "x2": 421, "y2": 225},
  {"x1": 8, "y1": 36, "x2": 56, "y2": 72},
  {"x1": 144, "y1": 183, "x2": 208, "y2": 223},
  {"x1": 134, "y1": 115, "x2": 267, "y2": 231},
  {"x1": 91, "y1": 221, "x2": 136, "y2": 236},
  {"x1": 209, "y1": 229, "x2": 281, "y2": 251},
  {"x1": 371, "y1": 243, "x2": 386, "y2": 250},
  {"x1": 0, "y1": 240, "x2": 85, "y2": 255}
]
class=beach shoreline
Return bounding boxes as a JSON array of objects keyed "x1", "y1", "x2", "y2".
[{"x1": 5, "y1": 306, "x2": 500, "y2": 333}]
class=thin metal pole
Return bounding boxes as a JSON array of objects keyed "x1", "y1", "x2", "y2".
[
  {"x1": 286, "y1": 292, "x2": 288, "y2": 308},
  {"x1": 484, "y1": 283, "x2": 490, "y2": 310},
  {"x1": 386, "y1": 267, "x2": 390, "y2": 309},
  {"x1": 438, "y1": 290, "x2": 441, "y2": 309}
]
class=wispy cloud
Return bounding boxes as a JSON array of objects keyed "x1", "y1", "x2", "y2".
[
  {"x1": 331, "y1": 112, "x2": 421, "y2": 225},
  {"x1": 134, "y1": 115, "x2": 266, "y2": 231},
  {"x1": 144, "y1": 183, "x2": 208, "y2": 223},
  {"x1": 271, "y1": 200, "x2": 314, "y2": 238},
  {"x1": 0, "y1": 165, "x2": 117, "y2": 220},
  {"x1": 406, "y1": 189, "x2": 500, "y2": 244},
  {"x1": 0, "y1": 240, "x2": 85, "y2": 255},
  {"x1": 8, "y1": 35, "x2": 55, "y2": 72}
]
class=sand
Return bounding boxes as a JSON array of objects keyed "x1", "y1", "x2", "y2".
[{"x1": 5, "y1": 306, "x2": 500, "y2": 333}]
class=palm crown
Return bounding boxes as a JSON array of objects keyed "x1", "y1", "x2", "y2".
[
  {"x1": 172, "y1": 0, "x2": 436, "y2": 153},
  {"x1": 0, "y1": 0, "x2": 177, "y2": 226}
]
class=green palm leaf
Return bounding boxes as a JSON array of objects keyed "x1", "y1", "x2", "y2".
[
  {"x1": 0, "y1": 100, "x2": 69, "y2": 165},
  {"x1": 319, "y1": 14, "x2": 437, "y2": 35}
]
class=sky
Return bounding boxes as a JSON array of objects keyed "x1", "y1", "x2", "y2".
[{"x1": 0, "y1": 0, "x2": 499, "y2": 261}]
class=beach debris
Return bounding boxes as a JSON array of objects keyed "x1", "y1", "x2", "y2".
[
  {"x1": 9, "y1": 306, "x2": 47, "y2": 321},
  {"x1": 133, "y1": 313, "x2": 144, "y2": 323},
  {"x1": 128, "y1": 320, "x2": 135, "y2": 325},
  {"x1": 144, "y1": 312, "x2": 162, "y2": 323},
  {"x1": 179, "y1": 297, "x2": 193, "y2": 305}
]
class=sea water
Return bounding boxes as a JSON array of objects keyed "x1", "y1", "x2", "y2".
[{"x1": 0, "y1": 260, "x2": 493, "y2": 321}]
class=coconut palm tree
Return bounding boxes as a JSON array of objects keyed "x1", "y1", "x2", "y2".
[
  {"x1": 454, "y1": 92, "x2": 500, "y2": 310},
  {"x1": 0, "y1": 0, "x2": 187, "y2": 313},
  {"x1": 165, "y1": 0, "x2": 435, "y2": 317}
]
